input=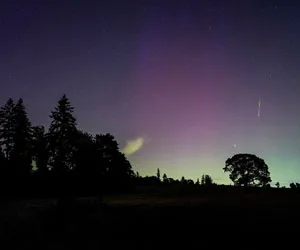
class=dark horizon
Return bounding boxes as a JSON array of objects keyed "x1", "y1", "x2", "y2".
[{"x1": 1, "y1": 0, "x2": 300, "y2": 185}]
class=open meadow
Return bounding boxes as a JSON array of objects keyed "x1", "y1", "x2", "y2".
[{"x1": 1, "y1": 186, "x2": 299, "y2": 249}]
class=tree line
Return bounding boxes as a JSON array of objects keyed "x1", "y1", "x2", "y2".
[
  {"x1": 0, "y1": 95, "x2": 133, "y2": 199},
  {"x1": 1, "y1": 94, "x2": 298, "y2": 201},
  {"x1": 133, "y1": 168, "x2": 214, "y2": 186},
  {"x1": 0, "y1": 94, "x2": 222, "y2": 201}
]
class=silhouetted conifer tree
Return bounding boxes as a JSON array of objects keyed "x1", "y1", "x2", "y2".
[
  {"x1": 157, "y1": 168, "x2": 161, "y2": 182},
  {"x1": 0, "y1": 98, "x2": 15, "y2": 160},
  {"x1": 48, "y1": 94, "x2": 78, "y2": 200},
  {"x1": 10, "y1": 99, "x2": 33, "y2": 179},
  {"x1": 48, "y1": 94, "x2": 77, "y2": 174}
]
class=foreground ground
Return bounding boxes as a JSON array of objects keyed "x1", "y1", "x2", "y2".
[{"x1": 0, "y1": 186, "x2": 299, "y2": 249}]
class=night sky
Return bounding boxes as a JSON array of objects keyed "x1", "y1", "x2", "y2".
[{"x1": 1, "y1": 0, "x2": 300, "y2": 185}]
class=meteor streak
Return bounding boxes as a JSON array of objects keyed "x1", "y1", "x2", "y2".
[{"x1": 258, "y1": 99, "x2": 261, "y2": 118}]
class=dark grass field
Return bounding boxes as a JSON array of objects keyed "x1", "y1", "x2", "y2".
[{"x1": 1, "y1": 186, "x2": 299, "y2": 249}]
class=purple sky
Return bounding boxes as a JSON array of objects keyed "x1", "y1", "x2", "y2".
[{"x1": 1, "y1": 0, "x2": 300, "y2": 185}]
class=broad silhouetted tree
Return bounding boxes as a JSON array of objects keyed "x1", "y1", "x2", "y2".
[
  {"x1": 200, "y1": 175, "x2": 213, "y2": 185},
  {"x1": 187, "y1": 179, "x2": 194, "y2": 185},
  {"x1": 224, "y1": 154, "x2": 271, "y2": 187},
  {"x1": 196, "y1": 178, "x2": 200, "y2": 185},
  {"x1": 203, "y1": 174, "x2": 213, "y2": 186},
  {"x1": 290, "y1": 183, "x2": 296, "y2": 189},
  {"x1": 48, "y1": 94, "x2": 77, "y2": 174},
  {"x1": 275, "y1": 182, "x2": 280, "y2": 188},
  {"x1": 111, "y1": 151, "x2": 133, "y2": 182},
  {"x1": 94, "y1": 133, "x2": 133, "y2": 189},
  {"x1": 290, "y1": 182, "x2": 300, "y2": 189}
]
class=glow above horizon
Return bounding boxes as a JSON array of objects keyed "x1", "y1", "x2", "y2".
[{"x1": 1, "y1": 1, "x2": 300, "y2": 186}]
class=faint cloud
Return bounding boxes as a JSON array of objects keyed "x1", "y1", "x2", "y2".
[{"x1": 122, "y1": 137, "x2": 144, "y2": 156}]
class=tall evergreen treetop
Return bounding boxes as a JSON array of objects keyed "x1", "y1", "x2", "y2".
[
  {"x1": 157, "y1": 168, "x2": 160, "y2": 181},
  {"x1": 12, "y1": 99, "x2": 32, "y2": 156},
  {"x1": 0, "y1": 98, "x2": 33, "y2": 178},
  {"x1": 49, "y1": 94, "x2": 76, "y2": 133},
  {"x1": 48, "y1": 94, "x2": 77, "y2": 173}
]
